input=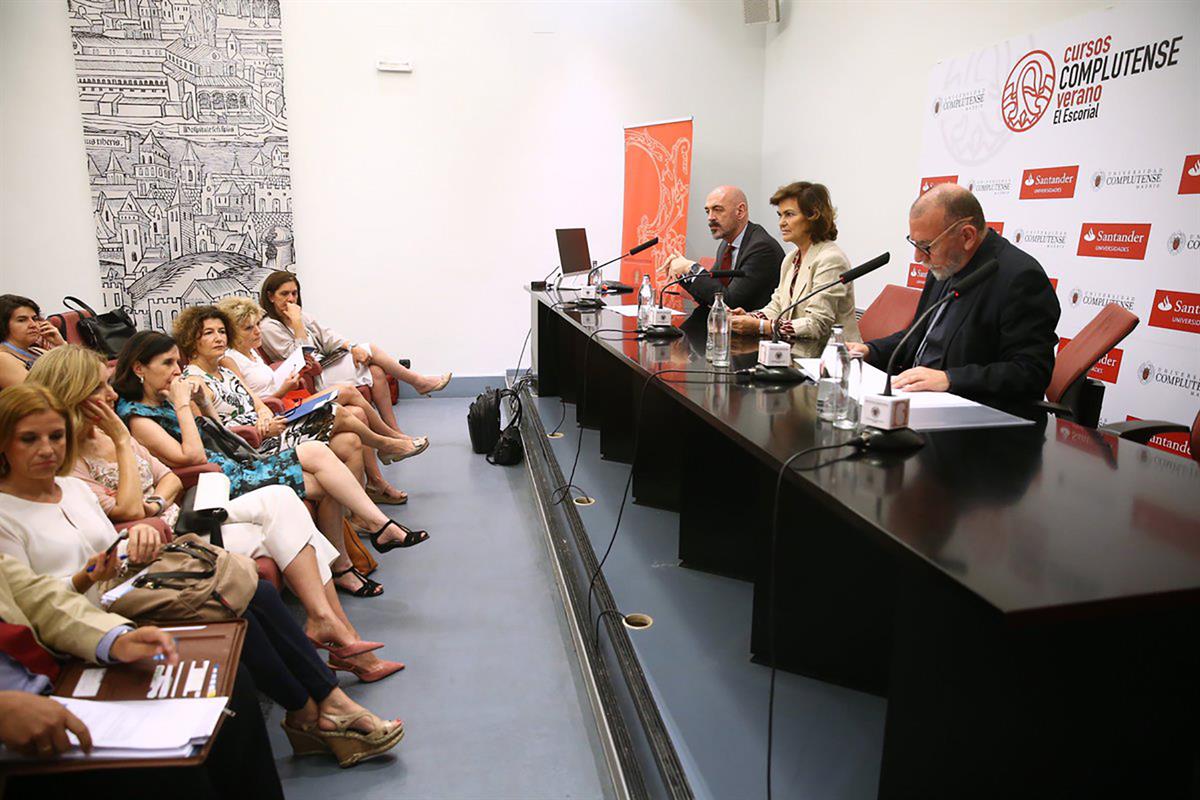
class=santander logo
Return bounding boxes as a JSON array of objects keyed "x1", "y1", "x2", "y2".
[
  {"x1": 918, "y1": 175, "x2": 958, "y2": 196},
  {"x1": 1019, "y1": 165, "x2": 1079, "y2": 199},
  {"x1": 907, "y1": 263, "x2": 928, "y2": 289},
  {"x1": 1148, "y1": 289, "x2": 1200, "y2": 334},
  {"x1": 1077, "y1": 222, "x2": 1152, "y2": 260},
  {"x1": 1180, "y1": 154, "x2": 1200, "y2": 194},
  {"x1": 1001, "y1": 50, "x2": 1056, "y2": 132},
  {"x1": 1059, "y1": 337, "x2": 1123, "y2": 383}
]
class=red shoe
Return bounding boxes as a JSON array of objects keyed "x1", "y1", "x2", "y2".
[
  {"x1": 306, "y1": 636, "x2": 385, "y2": 660},
  {"x1": 328, "y1": 654, "x2": 406, "y2": 683}
]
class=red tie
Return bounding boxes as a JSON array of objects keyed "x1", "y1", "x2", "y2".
[
  {"x1": 717, "y1": 244, "x2": 734, "y2": 287},
  {"x1": 0, "y1": 621, "x2": 61, "y2": 683}
]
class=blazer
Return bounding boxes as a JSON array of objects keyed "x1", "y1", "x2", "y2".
[
  {"x1": 0, "y1": 554, "x2": 130, "y2": 660},
  {"x1": 865, "y1": 230, "x2": 1061, "y2": 407},
  {"x1": 684, "y1": 221, "x2": 785, "y2": 311},
  {"x1": 757, "y1": 241, "x2": 861, "y2": 344},
  {"x1": 259, "y1": 310, "x2": 351, "y2": 362}
]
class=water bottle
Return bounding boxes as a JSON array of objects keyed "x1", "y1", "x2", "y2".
[
  {"x1": 588, "y1": 260, "x2": 600, "y2": 287},
  {"x1": 706, "y1": 308, "x2": 716, "y2": 360},
  {"x1": 710, "y1": 293, "x2": 731, "y2": 367},
  {"x1": 834, "y1": 351, "x2": 863, "y2": 430},
  {"x1": 637, "y1": 275, "x2": 654, "y2": 329},
  {"x1": 816, "y1": 324, "x2": 846, "y2": 421}
]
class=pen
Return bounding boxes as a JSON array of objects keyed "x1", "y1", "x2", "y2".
[
  {"x1": 86, "y1": 553, "x2": 127, "y2": 573},
  {"x1": 151, "y1": 637, "x2": 180, "y2": 662}
]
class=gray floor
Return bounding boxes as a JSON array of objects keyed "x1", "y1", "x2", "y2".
[
  {"x1": 536, "y1": 396, "x2": 886, "y2": 800},
  {"x1": 270, "y1": 396, "x2": 613, "y2": 800}
]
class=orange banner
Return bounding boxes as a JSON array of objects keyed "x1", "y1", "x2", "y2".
[{"x1": 621, "y1": 119, "x2": 693, "y2": 308}]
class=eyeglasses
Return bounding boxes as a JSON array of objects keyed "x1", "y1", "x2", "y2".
[{"x1": 906, "y1": 217, "x2": 973, "y2": 257}]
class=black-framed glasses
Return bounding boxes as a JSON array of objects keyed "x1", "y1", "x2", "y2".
[{"x1": 906, "y1": 216, "x2": 972, "y2": 257}]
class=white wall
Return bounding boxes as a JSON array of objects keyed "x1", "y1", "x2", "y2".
[
  {"x1": 0, "y1": 0, "x2": 765, "y2": 376},
  {"x1": 759, "y1": 0, "x2": 1110, "y2": 307}
]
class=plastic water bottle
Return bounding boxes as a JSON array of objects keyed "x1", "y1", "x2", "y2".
[
  {"x1": 816, "y1": 325, "x2": 846, "y2": 421},
  {"x1": 588, "y1": 260, "x2": 600, "y2": 287},
  {"x1": 710, "y1": 293, "x2": 731, "y2": 367},
  {"x1": 637, "y1": 275, "x2": 654, "y2": 329},
  {"x1": 834, "y1": 351, "x2": 863, "y2": 430},
  {"x1": 706, "y1": 309, "x2": 716, "y2": 360}
]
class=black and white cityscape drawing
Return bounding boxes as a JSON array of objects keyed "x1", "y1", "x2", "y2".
[{"x1": 68, "y1": 0, "x2": 295, "y2": 331}]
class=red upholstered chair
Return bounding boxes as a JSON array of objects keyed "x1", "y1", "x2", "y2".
[
  {"x1": 1101, "y1": 409, "x2": 1200, "y2": 464},
  {"x1": 1040, "y1": 303, "x2": 1139, "y2": 428},
  {"x1": 46, "y1": 309, "x2": 92, "y2": 347},
  {"x1": 858, "y1": 284, "x2": 921, "y2": 342}
]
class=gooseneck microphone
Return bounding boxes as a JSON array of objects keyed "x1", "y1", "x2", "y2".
[
  {"x1": 881, "y1": 259, "x2": 998, "y2": 396},
  {"x1": 642, "y1": 270, "x2": 746, "y2": 339},
  {"x1": 586, "y1": 237, "x2": 661, "y2": 295},
  {"x1": 770, "y1": 252, "x2": 891, "y2": 343}
]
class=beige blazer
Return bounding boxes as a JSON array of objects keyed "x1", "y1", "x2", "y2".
[
  {"x1": 757, "y1": 241, "x2": 861, "y2": 344},
  {"x1": 0, "y1": 554, "x2": 130, "y2": 659}
]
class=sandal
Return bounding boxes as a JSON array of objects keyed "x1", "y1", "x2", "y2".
[
  {"x1": 305, "y1": 630, "x2": 384, "y2": 660},
  {"x1": 365, "y1": 485, "x2": 408, "y2": 505},
  {"x1": 419, "y1": 372, "x2": 452, "y2": 397},
  {"x1": 378, "y1": 437, "x2": 429, "y2": 465},
  {"x1": 368, "y1": 519, "x2": 429, "y2": 554},
  {"x1": 331, "y1": 565, "x2": 385, "y2": 598},
  {"x1": 329, "y1": 654, "x2": 406, "y2": 683},
  {"x1": 282, "y1": 712, "x2": 404, "y2": 768}
]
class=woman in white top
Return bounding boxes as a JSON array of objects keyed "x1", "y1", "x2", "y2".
[
  {"x1": 27, "y1": 348, "x2": 403, "y2": 682},
  {"x1": 218, "y1": 296, "x2": 421, "y2": 506},
  {"x1": 0, "y1": 384, "x2": 407, "y2": 761},
  {"x1": 729, "y1": 182, "x2": 861, "y2": 346},
  {"x1": 257, "y1": 270, "x2": 451, "y2": 434}
]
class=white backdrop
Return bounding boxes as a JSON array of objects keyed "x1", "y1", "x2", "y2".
[{"x1": 916, "y1": 4, "x2": 1199, "y2": 450}]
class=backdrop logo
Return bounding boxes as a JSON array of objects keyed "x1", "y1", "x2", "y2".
[
  {"x1": 1167, "y1": 230, "x2": 1200, "y2": 255},
  {"x1": 1002, "y1": 50, "x2": 1056, "y2": 132},
  {"x1": 1180, "y1": 154, "x2": 1200, "y2": 194},
  {"x1": 1137, "y1": 361, "x2": 1156, "y2": 384},
  {"x1": 1127, "y1": 415, "x2": 1194, "y2": 459},
  {"x1": 1015, "y1": 227, "x2": 1068, "y2": 249},
  {"x1": 1068, "y1": 288, "x2": 1136, "y2": 310},
  {"x1": 907, "y1": 263, "x2": 928, "y2": 289},
  {"x1": 1090, "y1": 167, "x2": 1165, "y2": 191},
  {"x1": 1019, "y1": 166, "x2": 1079, "y2": 198},
  {"x1": 966, "y1": 176, "x2": 1012, "y2": 195},
  {"x1": 919, "y1": 175, "x2": 958, "y2": 195},
  {"x1": 934, "y1": 89, "x2": 985, "y2": 116},
  {"x1": 1059, "y1": 338, "x2": 1123, "y2": 383},
  {"x1": 986, "y1": 221, "x2": 1004, "y2": 236},
  {"x1": 1077, "y1": 223, "x2": 1152, "y2": 259},
  {"x1": 1148, "y1": 289, "x2": 1200, "y2": 334},
  {"x1": 1136, "y1": 361, "x2": 1200, "y2": 396}
]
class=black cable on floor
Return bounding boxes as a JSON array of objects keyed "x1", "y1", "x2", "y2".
[
  {"x1": 508, "y1": 328, "x2": 532, "y2": 390},
  {"x1": 765, "y1": 440, "x2": 864, "y2": 800},
  {"x1": 585, "y1": 367, "x2": 737, "y2": 622}
]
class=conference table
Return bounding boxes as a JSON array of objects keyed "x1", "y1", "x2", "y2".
[{"x1": 528, "y1": 288, "x2": 1200, "y2": 799}]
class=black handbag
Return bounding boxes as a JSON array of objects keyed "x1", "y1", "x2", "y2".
[
  {"x1": 486, "y1": 391, "x2": 524, "y2": 466},
  {"x1": 62, "y1": 296, "x2": 137, "y2": 359},
  {"x1": 196, "y1": 416, "x2": 268, "y2": 463}
]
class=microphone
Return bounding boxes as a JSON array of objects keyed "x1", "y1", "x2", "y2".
[
  {"x1": 642, "y1": 269, "x2": 747, "y2": 340},
  {"x1": 747, "y1": 253, "x2": 891, "y2": 384},
  {"x1": 859, "y1": 258, "x2": 999, "y2": 452},
  {"x1": 881, "y1": 258, "x2": 998, "y2": 396},
  {"x1": 587, "y1": 236, "x2": 660, "y2": 295}
]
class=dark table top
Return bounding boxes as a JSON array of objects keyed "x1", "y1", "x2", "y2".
[{"x1": 531, "y1": 289, "x2": 1200, "y2": 619}]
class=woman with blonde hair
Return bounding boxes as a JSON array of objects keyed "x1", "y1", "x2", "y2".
[
  {"x1": 217, "y1": 295, "x2": 418, "y2": 505},
  {"x1": 0, "y1": 384, "x2": 407, "y2": 764},
  {"x1": 26, "y1": 346, "x2": 403, "y2": 681}
]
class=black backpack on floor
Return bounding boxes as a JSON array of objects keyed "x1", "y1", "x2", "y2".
[{"x1": 468, "y1": 387, "x2": 524, "y2": 465}]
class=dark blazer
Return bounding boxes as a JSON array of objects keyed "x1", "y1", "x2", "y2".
[
  {"x1": 684, "y1": 221, "x2": 785, "y2": 311},
  {"x1": 865, "y1": 230, "x2": 1060, "y2": 407}
]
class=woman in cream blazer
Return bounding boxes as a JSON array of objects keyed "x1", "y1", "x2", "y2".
[{"x1": 730, "y1": 181, "x2": 861, "y2": 345}]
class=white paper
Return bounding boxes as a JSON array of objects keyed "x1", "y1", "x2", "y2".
[
  {"x1": 53, "y1": 697, "x2": 228, "y2": 751},
  {"x1": 795, "y1": 358, "x2": 977, "y2": 408},
  {"x1": 606, "y1": 305, "x2": 685, "y2": 318},
  {"x1": 275, "y1": 347, "x2": 306, "y2": 388},
  {"x1": 99, "y1": 566, "x2": 150, "y2": 609},
  {"x1": 72, "y1": 668, "x2": 105, "y2": 698},
  {"x1": 193, "y1": 472, "x2": 231, "y2": 512}
]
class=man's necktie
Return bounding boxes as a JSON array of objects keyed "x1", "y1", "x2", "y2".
[{"x1": 717, "y1": 243, "x2": 734, "y2": 287}]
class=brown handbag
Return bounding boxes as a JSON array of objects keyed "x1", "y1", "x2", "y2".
[
  {"x1": 105, "y1": 534, "x2": 259, "y2": 623},
  {"x1": 342, "y1": 518, "x2": 378, "y2": 577}
]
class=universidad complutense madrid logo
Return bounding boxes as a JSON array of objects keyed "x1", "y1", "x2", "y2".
[
  {"x1": 1002, "y1": 50, "x2": 1056, "y2": 132},
  {"x1": 1148, "y1": 289, "x2": 1200, "y2": 334},
  {"x1": 1077, "y1": 222, "x2": 1152, "y2": 259},
  {"x1": 1179, "y1": 154, "x2": 1200, "y2": 194}
]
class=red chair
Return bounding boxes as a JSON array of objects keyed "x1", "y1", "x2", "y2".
[
  {"x1": 858, "y1": 284, "x2": 921, "y2": 342},
  {"x1": 1101, "y1": 409, "x2": 1200, "y2": 464},
  {"x1": 1041, "y1": 303, "x2": 1139, "y2": 428},
  {"x1": 46, "y1": 309, "x2": 92, "y2": 347}
]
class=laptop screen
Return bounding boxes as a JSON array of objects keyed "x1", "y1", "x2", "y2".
[{"x1": 555, "y1": 228, "x2": 592, "y2": 276}]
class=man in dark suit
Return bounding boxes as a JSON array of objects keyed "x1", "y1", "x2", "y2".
[
  {"x1": 848, "y1": 183, "x2": 1060, "y2": 407},
  {"x1": 662, "y1": 185, "x2": 784, "y2": 311}
]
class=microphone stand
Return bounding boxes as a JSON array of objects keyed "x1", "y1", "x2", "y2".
[
  {"x1": 641, "y1": 274, "x2": 689, "y2": 339},
  {"x1": 746, "y1": 278, "x2": 848, "y2": 383}
]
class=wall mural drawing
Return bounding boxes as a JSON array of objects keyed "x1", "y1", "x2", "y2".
[{"x1": 67, "y1": 0, "x2": 295, "y2": 332}]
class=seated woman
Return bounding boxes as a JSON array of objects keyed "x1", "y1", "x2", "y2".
[
  {"x1": 728, "y1": 182, "x2": 861, "y2": 346},
  {"x1": 28, "y1": 345, "x2": 401, "y2": 680},
  {"x1": 0, "y1": 294, "x2": 65, "y2": 389},
  {"x1": 258, "y1": 271, "x2": 451, "y2": 434},
  {"x1": 0, "y1": 384, "x2": 404, "y2": 766},
  {"x1": 113, "y1": 331, "x2": 428, "y2": 586},
  {"x1": 218, "y1": 296, "x2": 420, "y2": 506}
]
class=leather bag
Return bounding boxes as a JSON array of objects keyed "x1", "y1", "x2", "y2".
[{"x1": 62, "y1": 295, "x2": 137, "y2": 359}]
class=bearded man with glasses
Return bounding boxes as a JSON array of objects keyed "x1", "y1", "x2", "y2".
[{"x1": 848, "y1": 183, "x2": 1060, "y2": 409}]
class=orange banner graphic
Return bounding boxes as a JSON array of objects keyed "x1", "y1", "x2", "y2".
[{"x1": 621, "y1": 119, "x2": 693, "y2": 308}]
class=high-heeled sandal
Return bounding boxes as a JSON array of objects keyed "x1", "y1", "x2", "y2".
[
  {"x1": 365, "y1": 485, "x2": 408, "y2": 505},
  {"x1": 328, "y1": 653, "x2": 406, "y2": 683},
  {"x1": 419, "y1": 372, "x2": 452, "y2": 397},
  {"x1": 368, "y1": 520, "x2": 429, "y2": 554},
  {"x1": 331, "y1": 565, "x2": 384, "y2": 598},
  {"x1": 312, "y1": 712, "x2": 405, "y2": 768},
  {"x1": 377, "y1": 436, "x2": 429, "y2": 465}
]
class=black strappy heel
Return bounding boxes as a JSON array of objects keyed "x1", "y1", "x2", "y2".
[
  {"x1": 332, "y1": 565, "x2": 384, "y2": 597},
  {"x1": 369, "y1": 520, "x2": 429, "y2": 553}
]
